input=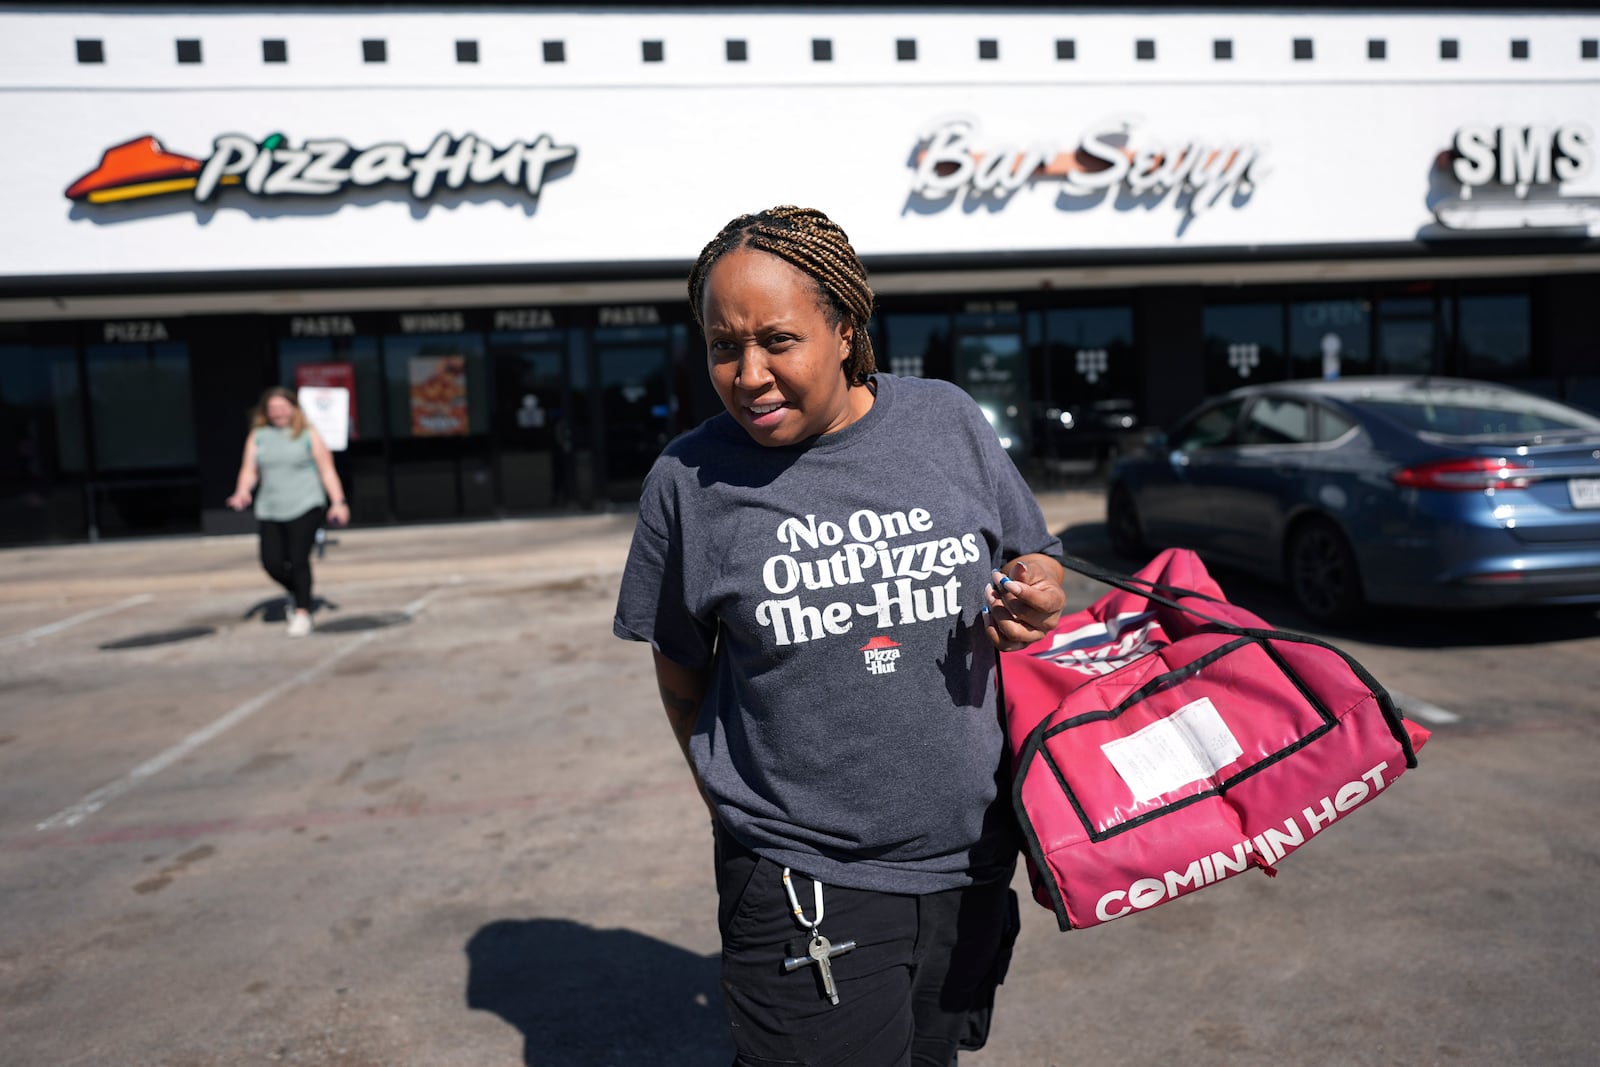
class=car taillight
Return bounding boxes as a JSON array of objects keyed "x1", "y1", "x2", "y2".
[{"x1": 1391, "y1": 457, "x2": 1533, "y2": 491}]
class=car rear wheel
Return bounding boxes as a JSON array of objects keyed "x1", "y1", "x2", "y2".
[
  {"x1": 1107, "y1": 486, "x2": 1146, "y2": 560},
  {"x1": 1286, "y1": 518, "x2": 1364, "y2": 624}
]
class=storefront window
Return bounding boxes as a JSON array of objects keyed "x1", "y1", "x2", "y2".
[
  {"x1": 883, "y1": 313, "x2": 949, "y2": 379},
  {"x1": 0, "y1": 343, "x2": 86, "y2": 543},
  {"x1": 280, "y1": 336, "x2": 381, "y2": 442},
  {"x1": 0, "y1": 344, "x2": 84, "y2": 473},
  {"x1": 1039, "y1": 307, "x2": 1136, "y2": 395},
  {"x1": 1288, "y1": 299, "x2": 1371, "y2": 380},
  {"x1": 1458, "y1": 294, "x2": 1531, "y2": 380},
  {"x1": 382, "y1": 332, "x2": 490, "y2": 438},
  {"x1": 1203, "y1": 303, "x2": 1285, "y2": 393},
  {"x1": 1376, "y1": 298, "x2": 1437, "y2": 375},
  {"x1": 85, "y1": 342, "x2": 196, "y2": 470}
]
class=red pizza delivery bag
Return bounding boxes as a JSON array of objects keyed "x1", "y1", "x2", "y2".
[{"x1": 1002, "y1": 548, "x2": 1430, "y2": 931}]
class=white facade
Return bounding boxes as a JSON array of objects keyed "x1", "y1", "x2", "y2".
[{"x1": 2, "y1": 5, "x2": 1597, "y2": 316}]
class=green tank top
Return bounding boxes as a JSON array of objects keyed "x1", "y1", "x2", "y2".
[{"x1": 253, "y1": 426, "x2": 326, "y2": 521}]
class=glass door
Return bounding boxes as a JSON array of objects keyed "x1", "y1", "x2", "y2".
[
  {"x1": 953, "y1": 311, "x2": 1028, "y2": 458},
  {"x1": 1034, "y1": 305, "x2": 1137, "y2": 473},
  {"x1": 490, "y1": 330, "x2": 571, "y2": 511},
  {"x1": 595, "y1": 326, "x2": 677, "y2": 502}
]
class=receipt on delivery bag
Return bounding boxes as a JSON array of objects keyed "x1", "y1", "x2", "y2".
[{"x1": 1100, "y1": 696, "x2": 1245, "y2": 803}]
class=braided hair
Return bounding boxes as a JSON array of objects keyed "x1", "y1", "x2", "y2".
[{"x1": 687, "y1": 205, "x2": 877, "y2": 386}]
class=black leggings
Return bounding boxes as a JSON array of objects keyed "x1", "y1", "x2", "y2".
[{"x1": 258, "y1": 507, "x2": 323, "y2": 612}]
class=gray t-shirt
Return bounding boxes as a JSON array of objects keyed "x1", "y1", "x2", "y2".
[{"x1": 613, "y1": 373, "x2": 1063, "y2": 893}]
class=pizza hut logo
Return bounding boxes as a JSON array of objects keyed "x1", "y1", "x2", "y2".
[
  {"x1": 859, "y1": 636, "x2": 902, "y2": 675},
  {"x1": 65, "y1": 130, "x2": 576, "y2": 206}
]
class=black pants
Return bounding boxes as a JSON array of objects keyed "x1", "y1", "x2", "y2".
[
  {"x1": 258, "y1": 507, "x2": 323, "y2": 612},
  {"x1": 714, "y1": 822, "x2": 1019, "y2": 1067}
]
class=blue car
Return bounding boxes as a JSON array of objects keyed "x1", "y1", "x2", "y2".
[{"x1": 1105, "y1": 376, "x2": 1600, "y2": 622}]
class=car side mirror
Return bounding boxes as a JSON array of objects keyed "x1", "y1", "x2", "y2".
[{"x1": 1143, "y1": 429, "x2": 1168, "y2": 451}]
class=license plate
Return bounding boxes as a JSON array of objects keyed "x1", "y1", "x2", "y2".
[{"x1": 1570, "y1": 478, "x2": 1600, "y2": 509}]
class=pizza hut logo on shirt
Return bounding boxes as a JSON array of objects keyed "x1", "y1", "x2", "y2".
[
  {"x1": 65, "y1": 130, "x2": 576, "y2": 206},
  {"x1": 859, "y1": 636, "x2": 902, "y2": 675}
]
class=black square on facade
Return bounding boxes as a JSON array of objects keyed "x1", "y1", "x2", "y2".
[
  {"x1": 1368, "y1": 38, "x2": 1386, "y2": 60},
  {"x1": 176, "y1": 39, "x2": 201, "y2": 64},
  {"x1": 978, "y1": 39, "x2": 998, "y2": 60},
  {"x1": 76, "y1": 38, "x2": 104, "y2": 63},
  {"x1": 1440, "y1": 38, "x2": 1458, "y2": 60},
  {"x1": 1293, "y1": 38, "x2": 1313, "y2": 61},
  {"x1": 812, "y1": 38, "x2": 832, "y2": 62},
  {"x1": 726, "y1": 39, "x2": 747, "y2": 62},
  {"x1": 456, "y1": 40, "x2": 478, "y2": 63},
  {"x1": 1056, "y1": 39, "x2": 1075, "y2": 61},
  {"x1": 1585, "y1": 39, "x2": 1599, "y2": 60},
  {"x1": 896, "y1": 39, "x2": 916, "y2": 62},
  {"x1": 363, "y1": 39, "x2": 386, "y2": 63},
  {"x1": 642, "y1": 39, "x2": 663, "y2": 62},
  {"x1": 1510, "y1": 39, "x2": 1529, "y2": 60},
  {"x1": 543, "y1": 40, "x2": 565, "y2": 63},
  {"x1": 1214, "y1": 39, "x2": 1232, "y2": 60},
  {"x1": 1136, "y1": 39, "x2": 1155, "y2": 61},
  {"x1": 263, "y1": 38, "x2": 287, "y2": 63}
]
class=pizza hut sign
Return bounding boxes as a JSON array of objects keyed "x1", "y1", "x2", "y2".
[
  {"x1": 66, "y1": 130, "x2": 577, "y2": 206},
  {"x1": 910, "y1": 115, "x2": 1265, "y2": 218}
]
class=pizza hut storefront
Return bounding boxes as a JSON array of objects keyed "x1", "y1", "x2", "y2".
[
  {"x1": 3, "y1": 5, "x2": 1598, "y2": 546},
  {"x1": 0, "y1": 301, "x2": 699, "y2": 543}
]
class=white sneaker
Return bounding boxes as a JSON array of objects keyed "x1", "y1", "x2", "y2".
[{"x1": 286, "y1": 612, "x2": 313, "y2": 638}]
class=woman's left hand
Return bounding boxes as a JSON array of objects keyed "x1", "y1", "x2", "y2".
[
  {"x1": 983, "y1": 555, "x2": 1067, "y2": 652},
  {"x1": 327, "y1": 501, "x2": 350, "y2": 527}
]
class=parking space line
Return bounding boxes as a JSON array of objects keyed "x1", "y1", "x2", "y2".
[
  {"x1": 34, "y1": 587, "x2": 446, "y2": 833},
  {"x1": 0, "y1": 594, "x2": 153, "y2": 650},
  {"x1": 1389, "y1": 690, "x2": 1462, "y2": 724}
]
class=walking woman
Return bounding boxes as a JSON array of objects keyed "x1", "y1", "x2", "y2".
[
  {"x1": 614, "y1": 206, "x2": 1066, "y2": 1064},
  {"x1": 226, "y1": 387, "x2": 349, "y2": 636}
]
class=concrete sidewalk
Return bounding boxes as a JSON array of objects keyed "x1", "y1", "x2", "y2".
[{"x1": 0, "y1": 488, "x2": 1107, "y2": 605}]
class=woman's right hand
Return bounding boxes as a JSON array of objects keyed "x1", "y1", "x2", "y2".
[{"x1": 225, "y1": 490, "x2": 251, "y2": 511}]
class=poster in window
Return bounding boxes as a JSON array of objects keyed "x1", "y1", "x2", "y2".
[
  {"x1": 298, "y1": 386, "x2": 350, "y2": 451},
  {"x1": 409, "y1": 355, "x2": 468, "y2": 436},
  {"x1": 294, "y1": 362, "x2": 358, "y2": 443}
]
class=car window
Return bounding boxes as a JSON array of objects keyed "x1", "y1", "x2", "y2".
[
  {"x1": 1171, "y1": 399, "x2": 1243, "y2": 451},
  {"x1": 1239, "y1": 397, "x2": 1312, "y2": 446},
  {"x1": 1314, "y1": 405, "x2": 1357, "y2": 442},
  {"x1": 1357, "y1": 389, "x2": 1600, "y2": 437}
]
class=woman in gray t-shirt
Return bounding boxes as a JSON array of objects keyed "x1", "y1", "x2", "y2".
[
  {"x1": 226, "y1": 387, "x2": 349, "y2": 637},
  {"x1": 614, "y1": 206, "x2": 1067, "y2": 1064}
]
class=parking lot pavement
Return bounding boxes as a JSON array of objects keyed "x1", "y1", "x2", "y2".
[
  {"x1": 4, "y1": 486, "x2": 1596, "y2": 1066},
  {"x1": 0, "y1": 488, "x2": 1105, "y2": 604}
]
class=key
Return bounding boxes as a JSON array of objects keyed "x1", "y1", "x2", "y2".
[
  {"x1": 808, "y1": 933, "x2": 838, "y2": 1005},
  {"x1": 783, "y1": 933, "x2": 857, "y2": 1006}
]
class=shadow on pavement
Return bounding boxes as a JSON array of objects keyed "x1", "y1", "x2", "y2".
[
  {"x1": 465, "y1": 918, "x2": 732, "y2": 1066},
  {"x1": 1057, "y1": 520, "x2": 1600, "y2": 651},
  {"x1": 242, "y1": 596, "x2": 338, "y2": 623}
]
